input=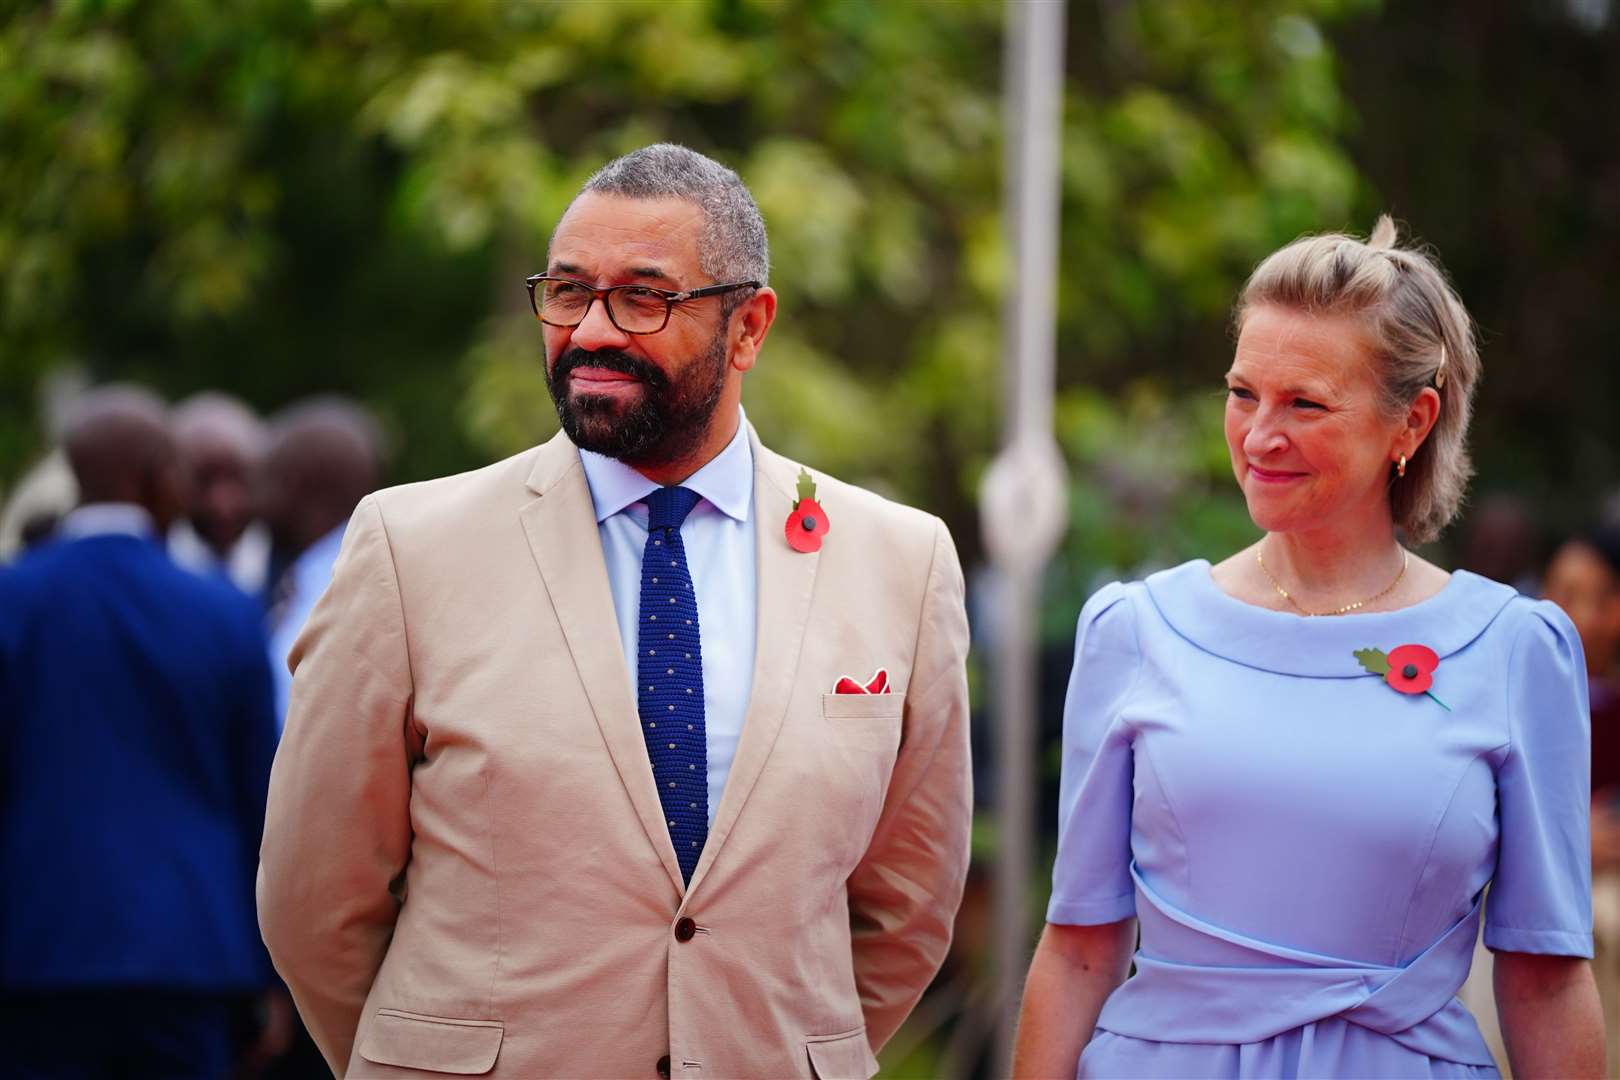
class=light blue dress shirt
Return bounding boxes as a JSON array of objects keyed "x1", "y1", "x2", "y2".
[
  {"x1": 269, "y1": 523, "x2": 346, "y2": 731},
  {"x1": 579, "y1": 412, "x2": 757, "y2": 829},
  {"x1": 57, "y1": 502, "x2": 157, "y2": 541}
]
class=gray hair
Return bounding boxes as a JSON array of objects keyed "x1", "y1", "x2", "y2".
[
  {"x1": 575, "y1": 143, "x2": 769, "y2": 289},
  {"x1": 1235, "y1": 216, "x2": 1480, "y2": 545}
]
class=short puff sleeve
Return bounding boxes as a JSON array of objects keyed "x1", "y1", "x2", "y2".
[
  {"x1": 1046, "y1": 582, "x2": 1141, "y2": 926},
  {"x1": 1485, "y1": 600, "x2": 1593, "y2": 957}
]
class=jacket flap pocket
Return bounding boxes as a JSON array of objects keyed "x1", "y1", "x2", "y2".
[
  {"x1": 358, "y1": 1009, "x2": 503, "y2": 1075},
  {"x1": 821, "y1": 693, "x2": 904, "y2": 720},
  {"x1": 806, "y1": 1027, "x2": 878, "y2": 1080}
]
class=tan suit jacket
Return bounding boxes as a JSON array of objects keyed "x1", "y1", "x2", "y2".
[{"x1": 257, "y1": 427, "x2": 972, "y2": 1079}]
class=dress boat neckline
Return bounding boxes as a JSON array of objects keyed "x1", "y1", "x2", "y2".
[{"x1": 1139, "y1": 559, "x2": 1520, "y2": 677}]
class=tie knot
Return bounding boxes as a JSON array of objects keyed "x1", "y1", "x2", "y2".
[{"x1": 645, "y1": 485, "x2": 702, "y2": 532}]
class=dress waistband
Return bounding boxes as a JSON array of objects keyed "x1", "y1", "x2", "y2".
[{"x1": 1094, "y1": 865, "x2": 1495, "y2": 1066}]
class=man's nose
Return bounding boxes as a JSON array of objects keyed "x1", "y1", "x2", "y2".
[{"x1": 567, "y1": 296, "x2": 632, "y2": 352}]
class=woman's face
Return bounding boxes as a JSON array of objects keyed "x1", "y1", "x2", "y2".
[{"x1": 1224, "y1": 305, "x2": 1415, "y2": 538}]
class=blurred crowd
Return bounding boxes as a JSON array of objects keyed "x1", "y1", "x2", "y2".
[
  {"x1": 1441, "y1": 495, "x2": 1620, "y2": 1069},
  {"x1": 0, "y1": 385, "x2": 382, "y2": 1079},
  {"x1": 1543, "y1": 519, "x2": 1620, "y2": 1065}
]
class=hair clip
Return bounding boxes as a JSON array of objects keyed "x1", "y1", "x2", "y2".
[{"x1": 1434, "y1": 343, "x2": 1447, "y2": 390}]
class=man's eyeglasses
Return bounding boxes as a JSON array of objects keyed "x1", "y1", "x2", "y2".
[{"x1": 524, "y1": 275, "x2": 760, "y2": 335}]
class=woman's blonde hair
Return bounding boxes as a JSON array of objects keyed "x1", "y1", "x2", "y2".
[{"x1": 1235, "y1": 216, "x2": 1480, "y2": 544}]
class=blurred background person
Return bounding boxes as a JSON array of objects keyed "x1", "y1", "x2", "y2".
[
  {"x1": 168, "y1": 391, "x2": 273, "y2": 602},
  {"x1": 0, "y1": 384, "x2": 280, "y2": 1080},
  {"x1": 1459, "y1": 492, "x2": 1545, "y2": 596},
  {"x1": 0, "y1": 372, "x2": 90, "y2": 562},
  {"x1": 260, "y1": 396, "x2": 384, "y2": 729},
  {"x1": 1544, "y1": 525, "x2": 1620, "y2": 792},
  {"x1": 0, "y1": 449, "x2": 77, "y2": 560},
  {"x1": 1544, "y1": 522, "x2": 1620, "y2": 1065},
  {"x1": 251, "y1": 396, "x2": 385, "y2": 1078}
]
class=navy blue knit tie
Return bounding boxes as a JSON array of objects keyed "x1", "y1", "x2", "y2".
[{"x1": 638, "y1": 486, "x2": 707, "y2": 883}]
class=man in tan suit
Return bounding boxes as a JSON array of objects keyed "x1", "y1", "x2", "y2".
[{"x1": 258, "y1": 144, "x2": 972, "y2": 1079}]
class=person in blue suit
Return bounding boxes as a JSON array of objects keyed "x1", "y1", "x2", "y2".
[{"x1": 0, "y1": 385, "x2": 280, "y2": 1079}]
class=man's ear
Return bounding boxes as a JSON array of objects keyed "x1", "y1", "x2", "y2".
[{"x1": 728, "y1": 287, "x2": 777, "y2": 374}]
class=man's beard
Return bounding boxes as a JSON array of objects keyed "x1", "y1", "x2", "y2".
[{"x1": 545, "y1": 327, "x2": 729, "y2": 469}]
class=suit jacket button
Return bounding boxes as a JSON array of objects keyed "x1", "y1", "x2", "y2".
[
  {"x1": 657, "y1": 1054, "x2": 671, "y2": 1079},
  {"x1": 674, "y1": 916, "x2": 696, "y2": 942}
]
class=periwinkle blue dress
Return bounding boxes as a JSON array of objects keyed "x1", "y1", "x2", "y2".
[{"x1": 1049, "y1": 561, "x2": 1593, "y2": 1078}]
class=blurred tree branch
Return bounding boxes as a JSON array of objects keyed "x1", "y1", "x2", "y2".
[{"x1": 3, "y1": 0, "x2": 1375, "y2": 576}]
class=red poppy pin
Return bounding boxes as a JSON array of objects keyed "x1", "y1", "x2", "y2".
[
  {"x1": 1353, "y1": 644, "x2": 1450, "y2": 711},
  {"x1": 785, "y1": 467, "x2": 829, "y2": 553}
]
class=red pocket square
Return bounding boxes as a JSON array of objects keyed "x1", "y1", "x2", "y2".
[{"x1": 833, "y1": 668, "x2": 891, "y2": 694}]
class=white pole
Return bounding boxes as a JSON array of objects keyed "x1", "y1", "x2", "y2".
[{"x1": 981, "y1": 0, "x2": 1069, "y2": 1072}]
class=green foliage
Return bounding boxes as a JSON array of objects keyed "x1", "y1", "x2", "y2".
[
  {"x1": 1043, "y1": 380, "x2": 1259, "y2": 642},
  {"x1": 2, "y1": 0, "x2": 1372, "y2": 600}
]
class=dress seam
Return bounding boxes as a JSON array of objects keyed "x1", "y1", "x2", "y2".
[
  {"x1": 1119, "y1": 585, "x2": 1169, "y2": 892},
  {"x1": 1119, "y1": 583, "x2": 1147, "y2": 718},
  {"x1": 1392, "y1": 742, "x2": 1502, "y2": 963},
  {"x1": 1134, "y1": 740, "x2": 1193, "y2": 900},
  {"x1": 1502, "y1": 614, "x2": 1531, "y2": 772}
]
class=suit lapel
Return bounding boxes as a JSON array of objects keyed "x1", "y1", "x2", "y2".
[
  {"x1": 517, "y1": 434, "x2": 685, "y2": 895},
  {"x1": 686, "y1": 429, "x2": 820, "y2": 896}
]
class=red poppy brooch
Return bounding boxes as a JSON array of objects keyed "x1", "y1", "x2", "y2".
[
  {"x1": 1353, "y1": 644, "x2": 1451, "y2": 711},
  {"x1": 785, "y1": 467, "x2": 829, "y2": 554}
]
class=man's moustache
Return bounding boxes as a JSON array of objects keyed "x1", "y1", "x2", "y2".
[{"x1": 553, "y1": 348, "x2": 667, "y2": 388}]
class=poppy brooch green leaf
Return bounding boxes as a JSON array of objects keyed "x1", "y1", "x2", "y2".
[
  {"x1": 785, "y1": 467, "x2": 828, "y2": 553},
  {"x1": 1354, "y1": 644, "x2": 1450, "y2": 711}
]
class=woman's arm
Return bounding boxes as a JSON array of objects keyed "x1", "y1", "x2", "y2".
[
  {"x1": 1494, "y1": 950, "x2": 1605, "y2": 1078},
  {"x1": 1012, "y1": 918, "x2": 1136, "y2": 1080}
]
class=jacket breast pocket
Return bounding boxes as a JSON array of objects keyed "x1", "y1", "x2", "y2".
[
  {"x1": 821, "y1": 692, "x2": 903, "y2": 752},
  {"x1": 357, "y1": 1009, "x2": 503, "y2": 1075}
]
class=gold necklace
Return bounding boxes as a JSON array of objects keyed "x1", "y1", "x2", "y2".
[{"x1": 1256, "y1": 544, "x2": 1409, "y2": 617}]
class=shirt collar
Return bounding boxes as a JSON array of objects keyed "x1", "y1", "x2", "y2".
[
  {"x1": 578, "y1": 407, "x2": 753, "y2": 525},
  {"x1": 57, "y1": 502, "x2": 157, "y2": 541}
]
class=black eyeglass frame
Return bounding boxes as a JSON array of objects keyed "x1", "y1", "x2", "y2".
[{"x1": 524, "y1": 274, "x2": 761, "y2": 335}]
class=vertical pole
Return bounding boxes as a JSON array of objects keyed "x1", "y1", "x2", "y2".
[{"x1": 982, "y1": 0, "x2": 1069, "y2": 1072}]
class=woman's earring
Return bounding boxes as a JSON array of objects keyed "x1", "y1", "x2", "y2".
[{"x1": 1397, "y1": 454, "x2": 1407, "y2": 478}]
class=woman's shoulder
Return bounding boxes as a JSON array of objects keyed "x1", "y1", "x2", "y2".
[
  {"x1": 1074, "y1": 560, "x2": 1215, "y2": 648},
  {"x1": 1079, "y1": 558, "x2": 1212, "y2": 615},
  {"x1": 1074, "y1": 578, "x2": 1140, "y2": 648},
  {"x1": 1490, "y1": 588, "x2": 1584, "y2": 671}
]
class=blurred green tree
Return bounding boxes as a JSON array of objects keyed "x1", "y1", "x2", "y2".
[
  {"x1": 1334, "y1": 0, "x2": 1620, "y2": 538},
  {"x1": 1, "y1": 0, "x2": 1373, "y2": 592}
]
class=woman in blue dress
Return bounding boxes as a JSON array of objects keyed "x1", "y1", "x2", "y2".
[{"x1": 1014, "y1": 218, "x2": 1604, "y2": 1078}]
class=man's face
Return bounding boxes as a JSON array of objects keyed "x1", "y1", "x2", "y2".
[
  {"x1": 147, "y1": 441, "x2": 188, "y2": 539},
  {"x1": 542, "y1": 193, "x2": 735, "y2": 469},
  {"x1": 179, "y1": 431, "x2": 256, "y2": 552}
]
